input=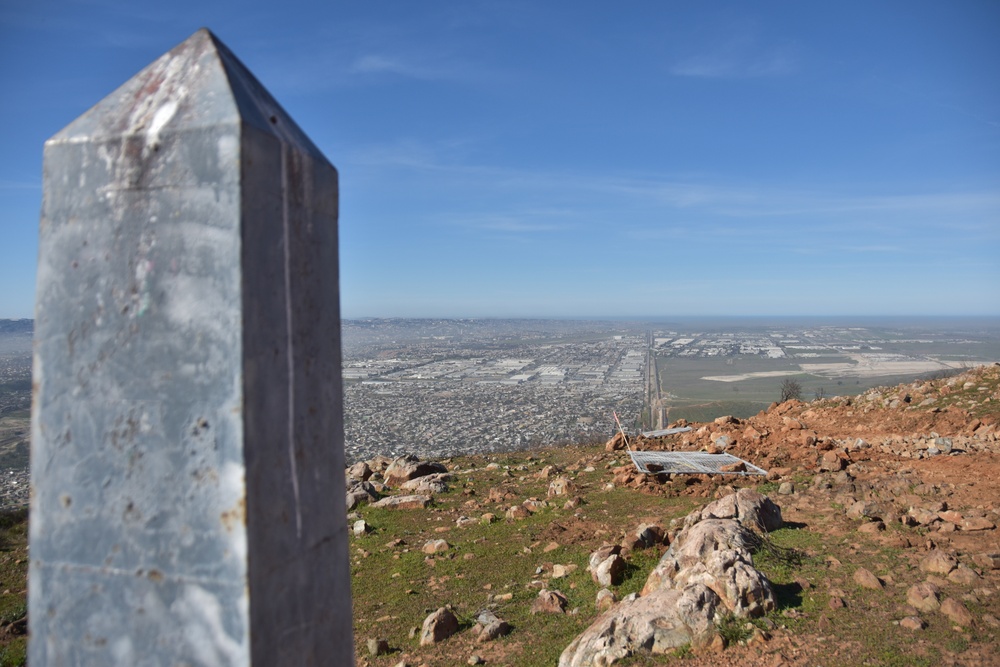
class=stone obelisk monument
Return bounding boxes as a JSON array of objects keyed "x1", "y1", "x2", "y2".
[{"x1": 31, "y1": 29, "x2": 353, "y2": 665}]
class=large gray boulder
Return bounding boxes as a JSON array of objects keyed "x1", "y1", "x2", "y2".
[
  {"x1": 399, "y1": 471, "x2": 454, "y2": 494},
  {"x1": 346, "y1": 480, "x2": 380, "y2": 510},
  {"x1": 420, "y1": 607, "x2": 459, "y2": 646},
  {"x1": 371, "y1": 494, "x2": 431, "y2": 510},
  {"x1": 561, "y1": 495, "x2": 781, "y2": 667},
  {"x1": 642, "y1": 519, "x2": 757, "y2": 593},
  {"x1": 642, "y1": 519, "x2": 775, "y2": 616},
  {"x1": 384, "y1": 454, "x2": 449, "y2": 487},
  {"x1": 668, "y1": 548, "x2": 775, "y2": 617},
  {"x1": 684, "y1": 488, "x2": 782, "y2": 533},
  {"x1": 559, "y1": 584, "x2": 720, "y2": 667}
]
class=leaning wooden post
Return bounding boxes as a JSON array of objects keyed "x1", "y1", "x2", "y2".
[{"x1": 31, "y1": 28, "x2": 354, "y2": 665}]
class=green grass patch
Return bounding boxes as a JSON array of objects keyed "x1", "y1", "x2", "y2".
[{"x1": 0, "y1": 509, "x2": 27, "y2": 666}]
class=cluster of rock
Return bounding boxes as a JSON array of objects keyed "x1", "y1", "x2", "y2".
[
  {"x1": 899, "y1": 550, "x2": 1000, "y2": 630},
  {"x1": 844, "y1": 364, "x2": 1000, "y2": 417},
  {"x1": 0, "y1": 468, "x2": 29, "y2": 510},
  {"x1": 809, "y1": 467, "x2": 1000, "y2": 535},
  {"x1": 364, "y1": 603, "x2": 511, "y2": 666},
  {"x1": 775, "y1": 455, "x2": 999, "y2": 637},
  {"x1": 615, "y1": 366, "x2": 1000, "y2": 488},
  {"x1": 346, "y1": 453, "x2": 451, "y2": 511},
  {"x1": 559, "y1": 489, "x2": 782, "y2": 666}
]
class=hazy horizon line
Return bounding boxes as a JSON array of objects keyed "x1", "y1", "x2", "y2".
[{"x1": 4, "y1": 314, "x2": 1000, "y2": 323}]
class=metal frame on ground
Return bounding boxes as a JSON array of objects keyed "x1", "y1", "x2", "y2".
[{"x1": 628, "y1": 450, "x2": 767, "y2": 476}]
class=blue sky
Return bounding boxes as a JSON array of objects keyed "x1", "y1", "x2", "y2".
[{"x1": 1, "y1": 1, "x2": 998, "y2": 319}]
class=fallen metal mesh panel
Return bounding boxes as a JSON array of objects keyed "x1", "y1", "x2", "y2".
[
  {"x1": 640, "y1": 426, "x2": 693, "y2": 438},
  {"x1": 628, "y1": 451, "x2": 767, "y2": 476}
]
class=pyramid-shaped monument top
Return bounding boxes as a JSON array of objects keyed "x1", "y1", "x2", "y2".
[
  {"x1": 32, "y1": 27, "x2": 351, "y2": 665},
  {"x1": 49, "y1": 28, "x2": 328, "y2": 164}
]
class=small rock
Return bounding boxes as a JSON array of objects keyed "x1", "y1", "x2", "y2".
[
  {"x1": 367, "y1": 638, "x2": 390, "y2": 656},
  {"x1": 906, "y1": 582, "x2": 940, "y2": 613},
  {"x1": 420, "y1": 607, "x2": 459, "y2": 646},
  {"x1": 506, "y1": 505, "x2": 530, "y2": 520},
  {"x1": 552, "y1": 563, "x2": 577, "y2": 579},
  {"x1": 938, "y1": 510, "x2": 964, "y2": 525},
  {"x1": 973, "y1": 553, "x2": 1000, "y2": 570},
  {"x1": 372, "y1": 495, "x2": 431, "y2": 510},
  {"x1": 422, "y1": 539, "x2": 450, "y2": 554},
  {"x1": 353, "y1": 520, "x2": 372, "y2": 537},
  {"x1": 940, "y1": 597, "x2": 974, "y2": 628},
  {"x1": 899, "y1": 616, "x2": 926, "y2": 631},
  {"x1": 853, "y1": 567, "x2": 883, "y2": 590},
  {"x1": 919, "y1": 551, "x2": 957, "y2": 575},
  {"x1": 588, "y1": 544, "x2": 622, "y2": 568},
  {"x1": 948, "y1": 565, "x2": 981, "y2": 586},
  {"x1": 960, "y1": 517, "x2": 996, "y2": 531},
  {"x1": 477, "y1": 619, "x2": 512, "y2": 643},
  {"x1": 531, "y1": 589, "x2": 568, "y2": 614},
  {"x1": 634, "y1": 523, "x2": 665, "y2": 548},
  {"x1": 934, "y1": 437, "x2": 953, "y2": 453},
  {"x1": 591, "y1": 554, "x2": 626, "y2": 587},
  {"x1": 595, "y1": 588, "x2": 617, "y2": 612},
  {"x1": 385, "y1": 456, "x2": 448, "y2": 487},
  {"x1": 777, "y1": 482, "x2": 794, "y2": 495},
  {"x1": 468, "y1": 655, "x2": 485, "y2": 665},
  {"x1": 547, "y1": 477, "x2": 576, "y2": 497},
  {"x1": 818, "y1": 451, "x2": 845, "y2": 472},
  {"x1": 857, "y1": 521, "x2": 885, "y2": 534},
  {"x1": 347, "y1": 461, "x2": 373, "y2": 482}
]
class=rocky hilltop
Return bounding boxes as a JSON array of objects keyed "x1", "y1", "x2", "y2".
[
  {"x1": 1, "y1": 365, "x2": 998, "y2": 665},
  {"x1": 344, "y1": 364, "x2": 1000, "y2": 666}
]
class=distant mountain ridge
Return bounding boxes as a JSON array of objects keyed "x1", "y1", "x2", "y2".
[{"x1": 0, "y1": 320, "x2": 32, "y2": 336}]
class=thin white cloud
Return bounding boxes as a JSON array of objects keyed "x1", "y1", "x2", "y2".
[
  {"x1": 838, "y1": 245, "x2": 905, "y2": 254},
  {"x1": 447, "y1": 212, "x2": 572, "y2": 235},
  {"x1": 670, "y1": 51, "x2": 796, "y2": 78},
  {"x1": 349, "y1": 53, "x2": 473, "y2": 81},
  {"x1": 0, "y1": 181, "x2": 41, "y2": 190},
  {"x1": 345, "y1": 141, "x2": 999, "y2": 251},
  {"x1": 603, "y1": 178, "x2": 1000, "y2": 220},
  {"x1": 474, "y1": 219, "x2": 566, "y2": 233},
  {"x1": 668, "y1": 22, "x2": 799, "y2": 80}
]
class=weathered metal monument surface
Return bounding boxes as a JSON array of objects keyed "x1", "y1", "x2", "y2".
[{"x1": 31, "y1": 29, "x2": 354, "y2": 665}]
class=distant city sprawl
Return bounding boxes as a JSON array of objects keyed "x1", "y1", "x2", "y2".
[
  {"x1": 340, "y1": 318, "x2": 1000, "y2": 462},
  {"x1": 1, "y1": 317, "x2": 998, "y2": 468},
  {"x1": 341, "y1": 319, "x2": 648, "y2": 462}
]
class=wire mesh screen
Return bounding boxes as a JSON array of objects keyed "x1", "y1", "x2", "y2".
[
  {"x1": 640, "y1": 426, "x2": 693, "y2": 438},
  {"x1": 628, "y1": 451, "x2": 767, "y2": 476}
]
